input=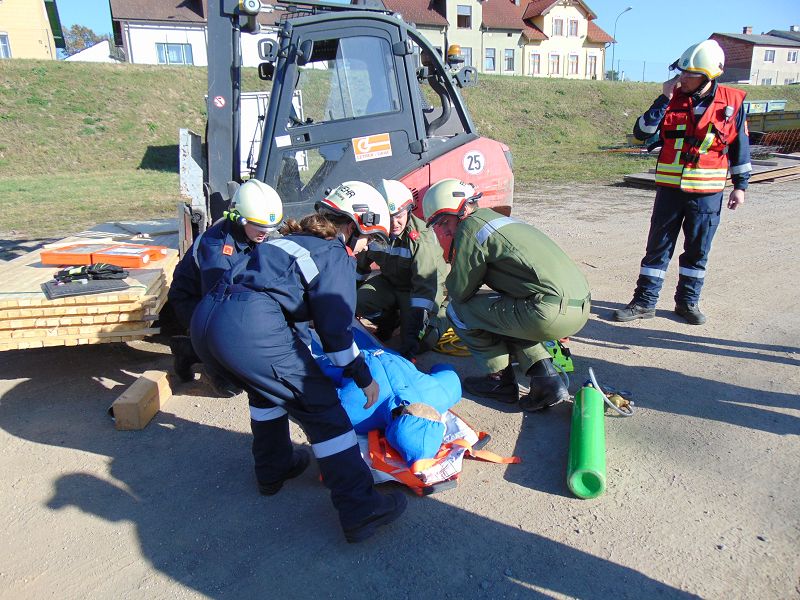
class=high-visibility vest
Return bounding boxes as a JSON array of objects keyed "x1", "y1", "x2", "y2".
[{"x1": 655, "y1": 85, "x2": 746, "y2": 193}]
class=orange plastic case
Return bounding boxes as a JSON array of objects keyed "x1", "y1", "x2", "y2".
[
  {"x1": 41, "y1": 244, "x2": 117, "y2": 266},
  {"x1": 92, "y1": 245, "x2": 168, "y2": 269},
  {"x1": 41, "y1": 243, "x2": 168, "y2": 269}
]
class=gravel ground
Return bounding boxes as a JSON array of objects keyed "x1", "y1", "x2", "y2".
[{"x1": 0, "y1": 180, "x2": 797, "y2": 599}]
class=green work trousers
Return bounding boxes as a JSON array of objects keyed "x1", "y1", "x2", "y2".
[
  {"x1": 448, "y1": 290, "x2": 590, "y2": 374},
  {"x1": 357, "y1": 274, "x2": 449, "y2": 350}
]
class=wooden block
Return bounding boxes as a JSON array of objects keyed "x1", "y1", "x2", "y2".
[{"x1": 112, "y1": 370, "x2": 172, "y2": 431}]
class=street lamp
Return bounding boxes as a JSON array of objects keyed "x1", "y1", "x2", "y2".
[{"x1": 611, "y1": 6, "x2": 633, "y2": 81}]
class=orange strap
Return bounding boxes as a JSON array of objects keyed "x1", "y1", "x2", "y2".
[
  {"x1": 449, "y1": 437, "x2": 521, "y2": 464},
  {"x1": 368, "y1": 430, "x2": 429, "y2": 495}
]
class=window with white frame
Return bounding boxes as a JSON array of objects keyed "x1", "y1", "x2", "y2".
[
  {"x1": 760, "y1": 77, "x2": 772, "y2": 85},
  {"x1": 530, "y1": 52, "x2": 541, "y2": 75},
  {"x1": 457, "y1": 5, "x2": 472, "y2": 29},
  {"x1": 0, "y1": 33, "x2": 11, "y2": 59},
  {"x1": 549, "y1": 53, "x2": 560, "y2": 75},
  {"x1": 485, "y1": 48, "x2": 496, "y2": 71},
  {"x1": 764, "y1": 49, "x2": 775, "y2": 62},
  {"x1": 588, "y1": 55, "x2": 597, "y2": 78},
  {"x1": 785, "y1": 78, "x2": 796, "y2": 84},
  {"x1": 504, "y1": 49, "x2": 514, "y2": 71},
  {"x1": 568, "y1": 19, "x2": 579, "y2": 37},
  {"x1": 569, "y1": 54, "x2": 578, "y2": 75},
  {"x1": 552, "y1": 18, "x2": 563, "y2": 36},
  {"x1": 461, "y1": 46, "x2": 473, "y2": 67},
  {"x1": 156, "y1": 43, "x2": 194, "y2": 65},
  {"x1": 788, "y1": 50, "x2": 798, "y2": 62}
]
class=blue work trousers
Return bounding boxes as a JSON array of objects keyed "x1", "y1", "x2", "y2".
[
  {"x1": 633, "y1": 186, "x2": 723, "y2": 308},
  {"x1": 190, "y1": 288, "x2": 383, "y2": 529}
]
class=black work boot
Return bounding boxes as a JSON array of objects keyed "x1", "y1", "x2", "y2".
[
  {"x1": 344, "y1": 491, "x2": 408, "y2": 544},
  {"x1": 519, "y1": 358, "x2": 570, "y2": 412},
  {"x1": 210, "y1": 374, "x2": 243, "y2": 398},
  {"x1": 674, "y1": 302, "x2": 706, "y2": 325},
  {"x1": 169, "y1": 335, "x2": 199, "y2": 382},
  {"x1": 373, "y1": 312, "x2": 400, "y2": 342},
  {"x1": 463, "y1": 365, "x2": 518, "y2": 403},
  {"x1": 258, "y1": 449, "x2": 311, "y2": 496},
  {"x1": 613, "y1": 302, "x2": 656, "y2": 322}
]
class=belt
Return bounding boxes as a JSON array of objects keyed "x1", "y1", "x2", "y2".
[
  {"x1": 212, "y1": 282, "x2": 254, "y2": 300},
  {"x1": 538, "y1": 293, "x2": 591, "y2": 314}
]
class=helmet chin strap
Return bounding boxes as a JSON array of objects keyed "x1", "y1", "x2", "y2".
[{"x1": 335, "y1": 230, "x2": 360, "y2": 252}]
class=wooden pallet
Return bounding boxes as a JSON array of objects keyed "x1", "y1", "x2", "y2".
[
  {"x1": 0, "y1": 220, "x2": 178, "y2": 352},
  {"x1": 623, "y1": 153, "x2": 800, "y2": 188}
]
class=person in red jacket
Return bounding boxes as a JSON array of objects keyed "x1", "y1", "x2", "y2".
[{"x1": 614, "y1": 40, "x2": 751, "y2": 326}]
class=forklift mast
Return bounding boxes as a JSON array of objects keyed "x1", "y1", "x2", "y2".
[{"x1": 202, "y1": 0, "x2": 513, "y2": 226}]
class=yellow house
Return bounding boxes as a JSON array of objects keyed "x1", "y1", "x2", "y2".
[
  {"x1": 0, "y1": 0, "x2": 65, "y2": 60},
  {"x1": 383, "y1": 0, "x2": 612, "y2": 79}
]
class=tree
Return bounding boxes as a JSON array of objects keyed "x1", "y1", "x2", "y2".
[
  {"x1": 63, "y1": 25, "x2": 111, "y2": 56},
  {"x1": 605, "y1": 69, "x2": 620, "y2": 81}
]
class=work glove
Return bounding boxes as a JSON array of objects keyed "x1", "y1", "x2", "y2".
[
  {"x1": 54, "y1": 263, "x2": 128, "y2": 283},
  {"x1": 399, "y1": 307, "x2": 429, "y2": 360}
]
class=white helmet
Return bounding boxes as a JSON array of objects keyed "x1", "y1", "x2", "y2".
[
  {"x1": 422, "y1": 178, "x2": 482, "y2": 226},
  {"x1": 379, "y1": 179, "x2": 415, "y2": 215},
  {"x1": 674, "y1": 40, "x2": 725, "y2": 80},
  {"x1": 317, "y1": 181, "x2": 390, "y2": 240},
  {"x1": 232, "y1": 179, "x2": 283, "y2": 229}
]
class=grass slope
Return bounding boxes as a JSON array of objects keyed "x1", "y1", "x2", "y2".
[{"x1": 1, "y1": 59, "x2": 799, "y2": 238}]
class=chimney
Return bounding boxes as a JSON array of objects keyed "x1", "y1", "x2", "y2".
[{"x1": 742, "y1": 26, "x2": 753, "y2": 35}]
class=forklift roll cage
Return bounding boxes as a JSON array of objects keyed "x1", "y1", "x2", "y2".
[{"x1": 201, "y1": 0, "x2": 508, "y2": 227}]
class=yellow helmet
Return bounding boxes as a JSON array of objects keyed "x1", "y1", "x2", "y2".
[
  {"x1": 317, "y1": 181, "x2": 390, "y2": 240},
  {"x1": 422, "y1": 179, "x2": 482, "y2": 226},
  {"x1": 378, "y1": 179, "x2": 415, "y2": 215},
  {"x1": 675, "y1": 40, "x2": 725, "y2": 79},
  {"x1": 232, "y1": 179, "x2": 283, "y2": 229}
]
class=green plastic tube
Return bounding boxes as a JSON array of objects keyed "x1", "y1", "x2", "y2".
[{"x1": 567, "y1": 385, "x2": 607, "y2": 499}]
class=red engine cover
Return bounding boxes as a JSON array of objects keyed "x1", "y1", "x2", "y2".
[{"x1": 400, "y1": 137, "x2": 514, "y2": 257}]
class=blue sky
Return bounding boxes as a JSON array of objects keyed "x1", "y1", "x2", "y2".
[{"x1": 56, "y1": 0, "x2": 799, "y2": 80}]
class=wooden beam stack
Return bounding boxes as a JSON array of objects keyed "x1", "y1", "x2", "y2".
[{"x1": 0, "y1": 221, "x2": 179, "y2": 352}]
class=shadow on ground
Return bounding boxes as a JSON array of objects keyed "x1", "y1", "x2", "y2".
[
  {"x1": 0, "y1": 343, "x2": 696, "y2": 599},
  {"x1": 140, "y1": 145, "x2": 179, "y2": 172}
]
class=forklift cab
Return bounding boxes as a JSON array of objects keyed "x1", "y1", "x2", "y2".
[{"x1": 254, "y1": 9, "x2": 510, "y2": 220}]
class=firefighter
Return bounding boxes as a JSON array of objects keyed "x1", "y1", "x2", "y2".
[
  {"x1": 614, "y1": 40, "x2": 751, "y2": 325},
  {"x1": 356, "y1": 179, "x2": 449, "y2": 359},
  {"x1": 167, "y1": 179, "x2": 283, "y2": 395},
  {"x1": 422, "y1": 179, "x2": 591, "y2": 412},
  {"x1": 189, "y1": 181, "x2": 407, "y2": 543}
]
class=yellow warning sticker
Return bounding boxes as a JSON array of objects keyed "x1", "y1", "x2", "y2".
[{"x1": 352, "y1": 133, "x2": 392, "y2": 162}]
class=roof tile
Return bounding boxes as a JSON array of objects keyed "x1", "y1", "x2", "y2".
[
  {"x1": 381, "y1": 0, "x2": 448, "y2": 27},
  {"x1": 586, "y1": 21, "x2": 613, "y2": 43}
]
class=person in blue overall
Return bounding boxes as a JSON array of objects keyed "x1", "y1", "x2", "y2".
[
  {"x1": 190, "y1": 181, "x2": 407, "y2": 543},
  {"x1": 614, "y1": 40, "x2": 751, "y2": 325},
  {"x1": 168, "y1": 179, "x2": 283, "y2": 395}
]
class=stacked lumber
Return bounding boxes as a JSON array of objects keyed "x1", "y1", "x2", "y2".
[
  {"x1": 623, "y1": 153, "x2": 800, "y2": 188},
  {"x1": 0, "y1": 220, "x2": 179, "y2": 352}
]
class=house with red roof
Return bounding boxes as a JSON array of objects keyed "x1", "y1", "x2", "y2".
[
  {"x1": 109, "y1": 0, "x2": 279, "y2": 67},
  {"x1": 711, "y1": 25, "x2": 800, "y2": 85},
  {"x1": 383, "y1": 0, "x2": 613, "y2": 79}
]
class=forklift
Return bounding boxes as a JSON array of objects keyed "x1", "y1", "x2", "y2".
[{"x1": 181, "y1": 0, "x2": 514, "y2": 245}]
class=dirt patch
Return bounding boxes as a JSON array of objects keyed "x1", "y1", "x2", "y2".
[{"x1": 0, "y1": 181, "x2": 797, "y2": 599}]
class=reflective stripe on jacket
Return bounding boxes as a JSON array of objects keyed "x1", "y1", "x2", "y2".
[
  {"x1": 447, "y1": 208, "x2": 590, "y2": 303},
  {"x1": 655, "y1": 85, "x2": 746, "y2": 193}
]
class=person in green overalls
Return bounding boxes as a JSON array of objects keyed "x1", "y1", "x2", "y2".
[
  {"x1": 356, "y1": 179, "x2": 449, "y2": 360},
  {"x1": 422, "y1": 178, "x2": 591, "y2": 411}
]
